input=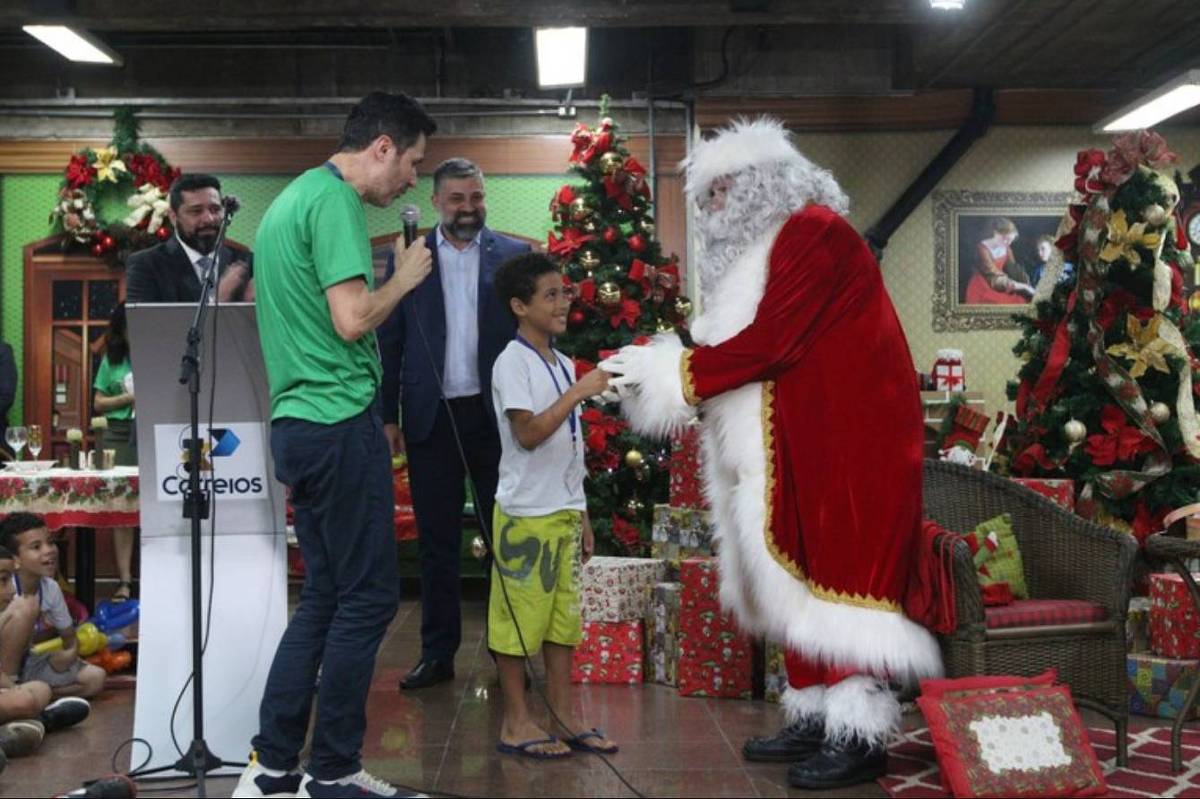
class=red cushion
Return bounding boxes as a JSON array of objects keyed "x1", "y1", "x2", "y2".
[
  {"x1": 984, "y1": 599, "x2": 1107, "y2": 629},
  {"x1": 917, "y1": 684, "x2": 1107, "y2": 797},
  {"x1": 920, "y1": 669, "x2": 1058, "y2": 700}
]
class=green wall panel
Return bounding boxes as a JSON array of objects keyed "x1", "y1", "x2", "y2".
[{"x1": 0, "y1": 171, "x2": 566, "y2": 424}]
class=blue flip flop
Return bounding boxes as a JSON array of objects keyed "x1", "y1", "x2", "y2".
[
  {"x1": 565, "y1": 728, "x2": 619, "y2": 754},
  {"x1": 496, "y1": 736, "x2": 571, "y2": 760}
]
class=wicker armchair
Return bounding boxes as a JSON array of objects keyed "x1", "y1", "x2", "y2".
[{"x1": 922, "y1": 459, "x2": 1139, "y2": 765}]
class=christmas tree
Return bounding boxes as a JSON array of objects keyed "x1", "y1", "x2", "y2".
[
  {"x1": 1004, "y1": 130, "x2": 1200, "y2": 542},
  {"x1": 548, "y1": 97, "x2": 690, "y2": 554}
]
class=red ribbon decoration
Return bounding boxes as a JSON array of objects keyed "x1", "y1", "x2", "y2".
[
  {"x1": 547, "y1": 228, "x2": 595, "y2": 259},
  {"x1": 1084, "y1": 405, "x2": 1157, "y2": 466},
  {"x1": 581, "y1": 407, "x2": 626, "y2": 453},
  {"x1": 569, "y1": 124, "x2": 593, "y2": 163},
  {"x1": 578, "y1": 278, "x2": 596, "y2": 305},
  {"x1": 609, "y1": 297, "x2": 641, "y2": 330}
]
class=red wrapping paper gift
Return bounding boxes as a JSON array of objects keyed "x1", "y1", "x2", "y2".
[
  {"x1": 1011, "y1": 477, "x2": 1075, "y2": 512},
  {"x1": 669, "y1": 425, "x2": 709, "y2": 510},
  {"x1": 1150, "y1": 572, "x2": 1200, "y2": 659},
  {"x1": 570, "y1": 620, "x2": 644, "y2": 684},
  {"x1": 678, "y1": 557, "x2": 752, "y2": 698}
]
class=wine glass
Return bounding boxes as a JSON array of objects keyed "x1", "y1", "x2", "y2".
[
  {"x1": 5, "y1": 426, "x2": 26, "y2": 462},
  {"x1": 27, "y1": 425, "x2": 42, "y2": 461}
]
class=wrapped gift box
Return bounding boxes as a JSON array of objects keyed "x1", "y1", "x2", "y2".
[
  {"x1": 581, "y1": 556, "x2": 667, "y2": 623},
  {"x1": 932, "y1": 348, "x2": 965, "y2": 392},
  {"x1": 1127, "y1": 652, "x2": 1200, "y2": 720},
  {"x1": 644, "y1": 582, "x2": 681, "y2": 686},
  {"x1": 571, "y1": 620, "x2": 644, "y2": 684},
  {"x1": 677, "y1": 556, "x2": 752, "y2": 698},
  {"x1": 1150, "y1": 572, "x2": 1200, "y2": 658},
  {"x1": 764, "y1": 640, "x2": 787, "y2": 703},
  {"x1": 651, "y1": 504, "x2": 715, "y2": 580},
  {"x1": 669, "y1": 425, "x2": 709, "y2": 510},
  {"x1": 1011, "y1": 477, "x2": 1075, "y2": 512},
  {"x1": 1127, "y1": 596, "x2": 1152, "y2": 654}
]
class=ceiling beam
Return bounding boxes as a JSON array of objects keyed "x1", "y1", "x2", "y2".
[{"x1": 3, "y1": 0, "x2": 931, "y2": 30}]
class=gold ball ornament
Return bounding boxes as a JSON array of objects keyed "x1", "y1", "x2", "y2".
[
  {"x1": 578, "y1": 248, "x2": 601, "y2": 270},
  {"x1": 624, "y1": 449, "x2": 644, "y2": 468},
  {"x1": 1063, "y1": 419, "x2": 1087, "y2": 443},
  {"x1": 470, "y1": 535, "x2": 489, "y2": 560},
  {"x1": 655, "y1": 318, "x2": 675, "y2": 333},
  {"x1": 599, "y1": 151, "x2": 624, "y2": 176},
  {"x1": 598, "y1": 281, "x2": 622, "y2": 307},
  {"x1": 569, "y1": 196, "x2": 593, "y2": 222},
  {"x1": 1190, "y1": 291, "x2": 1200, "y2": 313},
  {"x1": 1150, "y1": 402, "x2": 1171, "y2": 424},
  {"x1": 673, "y1": 295, "x2": 694, "y2": 319}
]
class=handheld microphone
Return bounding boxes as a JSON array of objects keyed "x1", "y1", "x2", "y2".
[
  {"x1": 58, "y1": 774, "x2": 136, "y2": 798},
  {"x1": 401, "y1": 204, "x2": 420, "y2": 246}
]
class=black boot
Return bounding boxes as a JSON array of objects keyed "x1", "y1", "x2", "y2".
[
  {"x1": 787, "y1": 739, "x2": 887, "y2": 789},
  {"x1": 742, "y1": 716, "x2": 824, "y2": 763}
]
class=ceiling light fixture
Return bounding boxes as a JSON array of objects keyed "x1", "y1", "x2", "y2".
[
  {"x1": 23, "y1": 25, "x2": 123, "y2": 66},
  {"x1": 1097, "y1": 69, "x2": 1200, "y2": 132},
  {"x1": 535, "y1": 27, "x2": 586, "y2": 89},
  {"x1": 930, "y1": 0, "x2": 966, "y2": 9}
]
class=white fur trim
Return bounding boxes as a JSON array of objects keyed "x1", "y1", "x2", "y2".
[
  {"x1": 781, "y1": 685, "x2": 826, "y2": 724},
  {"x1": 602, "y1": 333, "x2": 696, "y2": 439},
  {"x1": 823, "y1": 676, "x2": 901, "y2": 749},
  {"x1": 683, "y1": 117, "x2": 799, "y2": 204}
]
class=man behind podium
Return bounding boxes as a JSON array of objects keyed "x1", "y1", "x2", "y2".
[
  {"x1": 125, "y1": 173, "x2": 254, "y2": 304},
  {"x1": 235, "y1": 92, "x2": 436, "y2": 799}
]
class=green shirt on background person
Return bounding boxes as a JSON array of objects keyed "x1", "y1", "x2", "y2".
[
  {"x1": 254, "y1": 165, "x2": 382, "y2": 424},
  {"x1": 93, "y1": 356, "x2": 133, "y2": 421}
]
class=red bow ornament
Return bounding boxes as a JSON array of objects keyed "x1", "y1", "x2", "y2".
[
  {"x1": 1084, "y1": 405, "x2": 1157, "y2": 466},
  {"x1": 547, "y1": 228, "x2": 595, "y2": 259}
]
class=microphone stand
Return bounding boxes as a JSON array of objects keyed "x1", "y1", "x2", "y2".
[{"x1": 127, "y1": 203, "x2": 244, "y2": 795}]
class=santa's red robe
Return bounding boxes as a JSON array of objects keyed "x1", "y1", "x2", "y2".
[{"x1": 637, "y1": 205, "x2": 941, "y2": 698}]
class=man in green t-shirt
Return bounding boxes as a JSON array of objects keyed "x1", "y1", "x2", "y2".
[{"x1": 237, "y1": 92, "x2": 435, "y2": 799}]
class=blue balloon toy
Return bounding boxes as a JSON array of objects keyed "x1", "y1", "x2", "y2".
[{"x1": 94, "y1": 599, "x2": 139, "y2": 633}]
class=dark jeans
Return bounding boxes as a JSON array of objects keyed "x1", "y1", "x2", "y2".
[
  {"x1": 406, "y1": 395, "x2": 500, "y2": 662},
  {"x1": 252, "y1": 408, "x2": 398, "y2": 780}
]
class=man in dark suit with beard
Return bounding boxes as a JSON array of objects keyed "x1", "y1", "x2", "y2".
[
  {"x1": 378, "y1": 157, "x2": 530, "y2": 690},
  {"x1": 125, "y1": 173, "x2": 254, "y2": 304}
]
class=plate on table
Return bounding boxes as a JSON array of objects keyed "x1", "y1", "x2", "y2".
[{"x1": 3, "y1": 460, "x2": 58, "y2": 473}]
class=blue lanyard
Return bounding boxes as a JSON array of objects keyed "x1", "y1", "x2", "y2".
[{"x1": 515, "y1": 334, "x2": 577, "y2": 447}]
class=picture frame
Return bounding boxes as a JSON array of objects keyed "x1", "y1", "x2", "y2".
[{"x1": 932, "y1": 190, "x2": 1073, "y2": 332}]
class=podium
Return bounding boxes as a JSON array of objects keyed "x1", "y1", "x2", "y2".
[{"x1": 127, "y1": 303, "x2": 287, "y2": 775}]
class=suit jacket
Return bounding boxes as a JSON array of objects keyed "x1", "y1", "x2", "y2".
[
  {"x1": 0, "y1": 342, "x2": 15, "y2": 451},
  {"x1": 125, "y1": 237, "x2": 253, "y2": 304},
  {"x1": 378, "y1": 227, "x2": 529, "y2": 445}
]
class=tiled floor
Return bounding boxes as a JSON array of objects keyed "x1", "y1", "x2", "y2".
[{"x1": 1, "y1": 597, "x2": 1134, "y2": 798}]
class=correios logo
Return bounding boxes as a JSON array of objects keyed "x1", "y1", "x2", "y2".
[{"x1": 155, "y1": 422, "x2": 267, "y2": 501}]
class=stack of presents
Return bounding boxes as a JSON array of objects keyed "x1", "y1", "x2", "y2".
[
  {"x1": 1128, "y1": 564, "x2": 1200, "y2": 721},
  {"x1": 570, "y1": 425, "x2": 760, "y2": 699}
]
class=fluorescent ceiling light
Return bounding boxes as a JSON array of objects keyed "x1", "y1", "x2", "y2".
[
  {"x1": 930, "y1": 0, "x2": 965, "y2": 9},
  {"x1": 1098, "y1": 69, "x2": 1200, "y2": 132},
  {"x1": 536, "y1": 27, "x2": 586, "y2": 89},
  {"x1": 23, "y1": 25, "x2": 123, "y2": 66}
]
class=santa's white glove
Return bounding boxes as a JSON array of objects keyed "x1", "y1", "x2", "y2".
[{"x1": 597, "y1": 333, "x2": 697, "y2": 439}]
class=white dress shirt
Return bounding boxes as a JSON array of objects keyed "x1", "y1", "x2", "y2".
[{"x1": 437, "y1": 226, "x2": 482, "y2": 398}]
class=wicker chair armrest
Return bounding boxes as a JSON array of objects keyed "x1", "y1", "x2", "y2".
[{"x1": 945, "y1": 534, "x2": 985, "y2": 629}]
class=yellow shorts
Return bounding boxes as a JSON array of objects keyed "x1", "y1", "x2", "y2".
[{"x1": 487, "y1": 505, "x2": 583, "y2": 657}]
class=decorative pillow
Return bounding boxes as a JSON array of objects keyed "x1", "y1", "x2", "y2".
[
  {"x1": 966, "y1": 512, "x2": 1028, "y2": 600},
  {"x1": 917, "y1": 683, "x2": 1107, "y2": 798}
]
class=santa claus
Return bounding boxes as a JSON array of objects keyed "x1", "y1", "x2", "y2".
[{"x1": 602, "y1": 118, "x2": 942, "y2": 789}]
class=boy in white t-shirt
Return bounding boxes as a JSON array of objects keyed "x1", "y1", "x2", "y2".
[{"x1": 489, "y1": 252, "x2": 617, "y2": 760}]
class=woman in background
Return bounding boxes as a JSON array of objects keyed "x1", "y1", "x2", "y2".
[
  {"x1": 92, "y1": 302, "x2": 136, "y2": 601},
  {"x1": 965, "y1": 217, "x2": 1035, "y2": 304}
]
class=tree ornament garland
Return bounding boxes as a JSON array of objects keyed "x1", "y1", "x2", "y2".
[
  {"x1": 49, "y1": 108, "x2": 181, "y2": 264},
  {"x1": 549, "y1": 95, "x2": 684, "y2": 555},
  {"x1": 1002, "y1": 129, "x2": 1200, "y2": 543}
]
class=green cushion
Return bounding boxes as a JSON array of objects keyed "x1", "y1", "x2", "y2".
[{"x1": 966, "y1": 512, "x2": 1028, "y2": 600}]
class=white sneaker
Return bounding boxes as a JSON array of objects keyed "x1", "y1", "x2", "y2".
[
  {"x1": 297, "y1": 769, "x2": 427, "y2": 798},
  {"x1": 231, "y1": 752, "x2": 304, "y2": 798}
]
